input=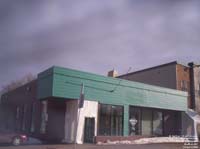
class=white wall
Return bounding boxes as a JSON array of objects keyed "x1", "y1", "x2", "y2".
[
  {"x1": 64, "y1": 100, "x2": 98, "y2": 144},
  {"x1": 64, "y1": 100, "x2": 78, "y2": 143},
  {"x1": 76, "y1": 100, "x2": 98, "y2": 144}
]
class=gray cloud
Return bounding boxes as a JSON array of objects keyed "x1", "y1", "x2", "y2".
[{"x1": 0, "y1": 0, "x2": 200, "y2": 87}]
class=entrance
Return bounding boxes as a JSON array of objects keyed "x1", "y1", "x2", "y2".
[{"x1": 84, "y1": 117, "x2": 95, "y2": 143}]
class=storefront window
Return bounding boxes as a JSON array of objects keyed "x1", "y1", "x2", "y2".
[
  {"x1": 163, "y1": 111, "x2": 181, "y2": 135},
  {"x1": 22, "y1": 104, "x2": 27, "y2": 131},
  {"x1": 30, "y1": 103, "x2": 36, "y2": 133},
  {"x1": 153, "y1": 111, "x2": 163, "y2": 136},
  {"x1": 99, "y1": 105, "x2": 111, "y2": 135},
  {"x1": 129, "y1": 107, "x2": 141, "y2": 135},
  {"x1": 99, "y1": 104, "x2": 123, "y2": 136},
  {"x1": 40, "y1": 101, "x2": 48, "y2": 134},
  {"x1": 142, "y1": 109, "x2": 152, "y2": 135},
  {"x1": 99, "y1": 104, "x2": 179, "y2": 137},
  {"x1": 129, "y1": 107, "x2": 163, "y2": 136}
]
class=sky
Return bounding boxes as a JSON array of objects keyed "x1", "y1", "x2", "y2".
[{"x1": 0, "y1": 0, "x2": 200, "y2": 88}]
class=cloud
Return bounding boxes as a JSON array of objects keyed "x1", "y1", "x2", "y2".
[{"x1": 0, "y1": 0, "x2": 200, "y2": 87}]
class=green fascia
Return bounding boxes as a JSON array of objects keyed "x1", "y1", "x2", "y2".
[
  {"x1": 123, "y1": 105, "x2": 129, "y2": 136},
  {"x1": 37, "y1": 67, "x2": 54, "y2": 99},
  {"x1": 37, "y1": 66, "x2": 188, "y2": 111}
]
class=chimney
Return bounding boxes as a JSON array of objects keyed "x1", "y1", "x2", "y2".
[{"x1": 107, "y1": 70, "x2": 118, "y2": 77}]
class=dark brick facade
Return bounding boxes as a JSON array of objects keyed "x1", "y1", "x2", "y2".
[
  {"x1": 0, "y1": 80, "x2": 66, "y2": 143},
  {"x1": 0, "y1": 80, "x2": 43, "y2": 138}
]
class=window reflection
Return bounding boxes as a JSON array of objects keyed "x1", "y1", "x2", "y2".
[
  {"x1": 99, "y1": 104, "x2": 123, "y2": 136},
  {"x1": 129, "y1": 106, "x2": 163, "y2": 136},
  {"x1": 153, "y1": 111, "x2": 163, "y2": 136},
  {"x1": 142, "y1": 109, "x2": 152, "y2": 135},
  {"x1": 129, "y1": 107, "x2": 141, "y2": 135}
]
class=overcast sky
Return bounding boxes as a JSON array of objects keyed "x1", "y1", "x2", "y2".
[{"x1": 0, "y1": 0, "x2": 200, "y2": 88}]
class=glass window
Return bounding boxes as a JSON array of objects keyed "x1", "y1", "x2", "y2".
[
  {"x1": 16, "y1": 106, "x2": 20, "y2": 119},
  {"x1": 129, "y1": 107, "x2": 165, "y2": 136},
  {"x1": 99, "y1": 104, "x2": 111, "y2": 136},
  {"x1": 40, "y1": 101, "x2": 48, "y2": 134},
  {"x1": 30, "y1": 103, "x2": 36, "y2": 133},
  {"x1": 15, "y1": 106, "x2": 21, "y2": 131},
  {"x1": 22, "y1": 104, "x2": 27, "y2": 131},
  {"x1": 180, "y1": 80, "x2": 188, "y2": 91},
  {"x1": 163, "y1": 111, "x2": 182, "y2": 136},
  {"x1": 111, "y1": 105, "x2": 123, "y2": 136},
  {"x1": 129, "y1": 107, "x2": 141, "y2": 135},
  {"x1": 153, "y1": 111, "x2": 163, "y2": 136},
  {"x1": 142, "y1": 109, "x2": 152, "y2": 135},
  {"x1": 99, "y1": 104, "x2": 123, "y2": 136}
]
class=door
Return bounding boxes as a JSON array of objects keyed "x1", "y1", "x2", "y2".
[{"x1": 84, "y1": 117, "x2": 95, "y2": 143}]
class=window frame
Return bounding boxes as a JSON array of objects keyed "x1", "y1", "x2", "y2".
[{"x1": 98, "y1": 103, "x2": 124, "y2": 136}]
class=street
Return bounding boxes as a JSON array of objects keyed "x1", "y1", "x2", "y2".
[{"x1": 0, "y1": 143, "x2": 199, "y2": 149}]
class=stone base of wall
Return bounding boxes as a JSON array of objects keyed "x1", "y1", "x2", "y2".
[{"x1": 95, "y1": 136, "x2": 149, "y2": 143}]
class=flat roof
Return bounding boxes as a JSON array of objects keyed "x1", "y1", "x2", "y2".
[{"x1": 118, "y1": 61, "x2": 188, "y2": 78}]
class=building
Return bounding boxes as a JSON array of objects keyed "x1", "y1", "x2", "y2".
[
  {"x1": 0, "y1": 66, "x2": 187, "y2": 144},
  {"x1": 118, "y1": 61, "x2": 200, "y2": 138},
  {"x1": 118, "y1": 61, "x2": 200, "y2": 112}
]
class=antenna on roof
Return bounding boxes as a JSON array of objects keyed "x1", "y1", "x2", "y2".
[{"x1": 110, "y1": 67, "x2": 132, "y2": 92}]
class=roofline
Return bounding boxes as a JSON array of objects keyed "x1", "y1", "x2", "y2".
[
  {"x1": 48, "y1": 65, "x2": 187, "y2": 96},
  {"x1": 1, "y1": 79, "x2": 37, "y2": 97},
  {"x1": 118, "y1": 61, "x2": 181, "y2": 78}
]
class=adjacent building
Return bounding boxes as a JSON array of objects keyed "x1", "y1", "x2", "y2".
[
  {"x1": 118, "y1": 61, "x2": 200, "y2": 113},
  {"x1": 118, "y1": 61, "x2": 200, "y2": 138},
  {"x1": 0, "y1": 66, "x2": 187, "y2": 144}
]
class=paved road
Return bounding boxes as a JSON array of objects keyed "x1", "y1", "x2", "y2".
[{"x1": 0, "y1": 143, "x2": 199, "y2": 149}]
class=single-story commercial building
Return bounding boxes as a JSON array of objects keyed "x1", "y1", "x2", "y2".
[{"x1": 0, "y1": 66, "x2": 188, "y2": 144}]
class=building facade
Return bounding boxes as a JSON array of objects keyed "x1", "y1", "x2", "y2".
[
  {"x1": 0, "y1": 66, "x2": 187, "y2": 144},
  {"x1": 118, "y1": 61, "x2": 200, "y2": 138},
  {"x1": 191, "y1": 63, "x2": 200, "y2": 113},
  {"x1": 119, "y1": 61, "x2": 200, "y2": 112}
]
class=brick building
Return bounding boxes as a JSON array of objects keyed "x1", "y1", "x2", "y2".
[
  {"x1": 118, "y1": 61, "x2": 200, "y2": 138},
  {"x1": 119, "y1": 61, "x2": 200, "y2": 112}
]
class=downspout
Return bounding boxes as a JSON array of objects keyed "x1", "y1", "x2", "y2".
[{"x1": 188, "y1": 62, "x2": 195, "y2": 110}]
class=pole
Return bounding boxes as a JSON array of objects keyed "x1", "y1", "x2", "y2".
[
  {"x1": 74, "y1": 102, "x2": 81, "y2": 149},
  {"x1": 74, "y1": 83, "x2": 84, "y2": 149}
]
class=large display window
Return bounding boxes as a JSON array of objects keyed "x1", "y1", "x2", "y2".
[
  {"x1": 99, "y1": 104, "x2": 123, "y2": 136},
  {"x1": 129, "y1": 106, "x2": 164, "y2": 136},
  {"x1": 129, "y1": 107, "x2": 141, "y2": 135},
  {"x1": 153, "y1": 110, "x2": 163, "y2": 136},
  {"x1": 141, "y1": 109, "x2": 152, "y2": 135}
]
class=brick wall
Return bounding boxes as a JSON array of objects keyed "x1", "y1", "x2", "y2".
[
  {"x1": 176, "y1": 64, "x2": 191, "y2": 108},
  {"x1": 0, "y1": 80, "x2": 43, "y2": 138}
]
